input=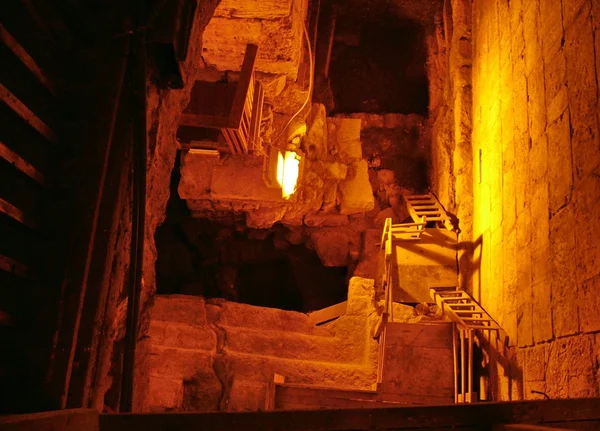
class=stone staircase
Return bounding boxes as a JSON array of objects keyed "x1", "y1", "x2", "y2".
[{"x1": 141, "y1": 277, "x2": 380, "y2": 412}]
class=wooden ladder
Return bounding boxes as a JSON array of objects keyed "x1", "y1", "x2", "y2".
[
  {"x1": 405, "y1": 193, "x2": 455, "y2": 231},
  {"x1": 430, "y1": 286, "x2": 509, "y2": 403}
]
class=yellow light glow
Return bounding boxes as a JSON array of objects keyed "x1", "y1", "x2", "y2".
[{"x1": 276, "y1": 151, "x2": 300, "y2": 199}]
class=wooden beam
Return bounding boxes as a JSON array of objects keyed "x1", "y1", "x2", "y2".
[
  {"x1": 228, "y1": 44, "x2": 258, "y2": 127},
  {"x1": 99, "y1": 398, "x2": 600, "y2": 431},
  {"x1": 0, "y1": 83, "x2": 57, "y2": 144},
  {"x1": 308, "y1": 301, "x2": 347, "y2": 325},
  {"x1": 0, "y1": 24, "x2": 57, "y2": 95}
]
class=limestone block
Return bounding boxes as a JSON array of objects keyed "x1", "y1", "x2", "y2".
[
  {"x1": 224, "y1": 325, "x2": 359, "y2": 363},
  {"x1": 178, "y1": 151, "x2": 219, "y2": 199},
  {"x1": 305, "y1": 104, "x2": 328, "y2": 160},
  {"x1": 223, "y1": 351, "x2": 375, "y2": 389},
  {"x1": 532, "y1": 282, "x2": 553, "y2": 343},
  {"x1": 213, "y1": 299, "x2": 329, "y2": 335},
  {"x1": 574, "y1": 175, "x2": 600, "y2": 283},
  {"x1": 578, "y1": 274, "x2": 600, "y2": 333},
  {"x1": 550, "y1": 205, "x2": 579, "y2": 337},
  {"x1": 146, "y1": 376, "x2": 183, "y2": 411},
  {"x1": 148, "y1": 346, "x2": 213, "y2": 380},
  {"x1": 547, "y1": 112, "x2": 573, "y2": 214},
  {"x1": 255, "y1": 72, "x2": 287, "y2": 101},
  {"x1": 303, "y1": 211, "x2": 348, "y2": 227},
  {"x1": 525, "y1": 344, "x2": 547, "y2": 383},
  {"x1": 564, "y1": 10, "x2": 600, "y2": 180},
  {"x1": 148, "y1": 320, "x2": 217, "y2": 351},
  {"x1": 151, "y1": 295, "x2": 209, "y2": 325},
  {"x1": 202, "y1": 0, "x2": 307, "y2": 79},
  {"x1": 327, "y1": 117, "x2": 362, "y2": 163},
  {"x1": 245, "y1": 205, "x2": 287, "y2": 229},
  {"x1": 227, "y1": 379, "x2": 268, "y2": 412},
  {"x1": 210, "y1": 156, "x2": 282, "y2": 203},
  {"x1": 310, "y1": 227, "x2": 352, "y2": 267},
  {"x1": 346, "y1": 277, "x2": 375, "y2": 316},
  {"x1": 339, "y1": 160, "x2": 375, "y2": 215},
  {"x1": 527, "y1": 65, "x2": 547, "y2": 143},
  {"x1": 517, "y1": 301, "x2": 534, "y2": 347},
  {"x1": 182, "y1": 368, "x2": 223, "y2": 412},
  {"x1": 213, "y1": 0, "x2": 293, "y2": 20}
]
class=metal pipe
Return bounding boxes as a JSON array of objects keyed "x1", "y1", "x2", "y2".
[{"x1": 120, "y1": 0, "x2": 147, "y2": 412}]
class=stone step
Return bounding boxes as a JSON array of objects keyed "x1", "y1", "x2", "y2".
[
  {"x1": 152, "y1": 295, "x2": 332, "y2": 336},
  {"x1": 223, "y1": 351, "x2": 376, "y2": 391},
  {"x1": 148, "y1": 320, "x2": 217, "y2": 351},
  {"x1": 148, "y1": 345, "x2": 214, "y2": 380},
  {"x1": 209, "y1": 300, "x2": 332, "y2": 336},
  {"x1": 224, "y1": 326, "x2": 364, "y2": 364}
]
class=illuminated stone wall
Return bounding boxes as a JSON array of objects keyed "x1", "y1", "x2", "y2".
[{"x1": 470, "y1": 0, "x2": 600, "y2": 399}]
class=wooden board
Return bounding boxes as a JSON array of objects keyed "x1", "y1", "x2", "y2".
[
  {"x1": 381, "y1": 322, "x2": 454, "y2": 402},
  {"x1": 99, "y1": 398, "x2": 600, "y2": 431},
  {"x1": 308, "y1": 301, "x2": 347, "y2": 325}
]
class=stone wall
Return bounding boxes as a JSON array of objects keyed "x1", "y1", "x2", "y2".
[
  {"x1": 469, "y1": 0, "x2": 600, "y2": 400},
  {"x1": 140, "y1": 277, "x2": 379, "y2": 412},
  {"x1": 428, "y1": 0, "x2": 474, "y2": 291}
]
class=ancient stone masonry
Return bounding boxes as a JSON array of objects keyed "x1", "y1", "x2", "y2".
[
  {"x1": 466, "y1": 0, "x2": 600, "y2": 400},
  {"x1": 140, "y1": 277, "x2": 379, "y2": 412}
]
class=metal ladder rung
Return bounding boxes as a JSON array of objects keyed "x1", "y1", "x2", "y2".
[
  {"x1": 437, "y1": 291, "x2": 466, "y2": 295},
  {"x1": 466, "y1": 325, "x2": 500, "y2": 331},
  {"x1": 406, "y1": 194, "x2": 433, "y2": 200},
  {"x1": 454, "y1": 311, "x2": 483, "y2": 315},
  {"x1": 462, "y1": 317, "x2": 491, "y2": 321}
]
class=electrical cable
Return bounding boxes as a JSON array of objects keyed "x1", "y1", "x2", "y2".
[{"x1": 272, "y1": 14, "x2": 314, "y2": 145}]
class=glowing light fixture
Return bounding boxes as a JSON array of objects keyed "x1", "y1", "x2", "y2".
[{"x1": 276, "y1": 151, "x2": 301, "y2": 199}]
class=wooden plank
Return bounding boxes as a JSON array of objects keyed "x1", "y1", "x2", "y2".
[
  {"x1": 0, "y1": 24, "x2": 57, "y2": 95},
  {"x1": 229, "y1": 44, "x2": 258, "y2": 128},
  {"x1": 99, "y1": 398, "x2": 600, "y2": 431},
  {"x1": 0, "y1": 156, "x2": 46, "y2": 228},
  {"x1": 0, "y1": 216, "x2": 44, "y2": 272},
  {"x1": 0, "y1": 140, "x2": 45, "y2": 185},
  {"x1": 0, "y1": 83, "x2": 57, "y2": 144},
  {"x1": 0, "y1": 42, "x2": 58, "y2": 131},
  {"x1": 494, "y1": 425, "x2": 577, "y2": 431},
  {"x1": 308, "y1": 301, "x2": 347, "y2": 325},
  {"x1": 0, "y1": 0, "x2": 61, "y2": 84},
  {"x1": 0, "y1": 100, "x2": 53, "y2": 177},
  {"x1": 0, "y1": 409, "x2": 99, "y2": 431}
]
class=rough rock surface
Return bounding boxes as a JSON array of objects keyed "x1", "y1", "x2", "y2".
[
  {"x1": 201, "y1": 0, "x2": 308, "y2": 80},
  {"x1": 139, "y1": 277, "x2": 379, "y2": 412}
]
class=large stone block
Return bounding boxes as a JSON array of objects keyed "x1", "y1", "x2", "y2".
[
  {"x1": 578, "y1": 273, "x2": 600, "y2": 333},
  {"x1": 152, "y1": 295, "x2": 209, "y2": 325},
  {"x1": 339, "y1": 160, "x2": 375, "y2": 215},
  {"x1": 540, "y1": 1, "x2": 564, "y2": 64},
  {"x1": 148, "y1": 346, "x2": 213, "y2": 380},
  {"x1": 178, "y1": 151, "x2": 219, "y2": 199},
  {"x1": 564, "y1": 9, "x2": 600, "y2": 180},
  {"x1": 213, "y1": 0, "x2": 293, "y2": 19},
  {"x1": 574, "y1": 175, "x2": 600, "y2": 283},
  {"x1": 527, "y1": 65, "x2": 547, "y2": 142},
  {"x1": 210, "y1": 156, "x2": 282, "y2": 203},
  {"x1": 523, "y1": 0, "x2": 543, "y2": 76},
  {"x1": 146, "y1": 376, "x2": 183, "y2": 411},
  {"x1": 532, "y1": 282, "x2": 553, "y2": 342},
  {"x1": 310, "y1": 227, "x2": 356, "y2": 267},
  {"x1": 546, "y1": 112, "x2": 573, "y2": 215},
  {"x1": 544, "y1": 51, "x2": 567, "y2": 123},
  {"x1": 148, "y1": 320, "x2": 217, "y2": 351},
  {"x1": 327, "y1": 117, "x2": 362, "y2": 164},
  {"x1": 201, "y1": 0, "x2": 307, "y2": 79},
  {"x1": 549, "y1": 205, "x2": 579, "y2": 337}
]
